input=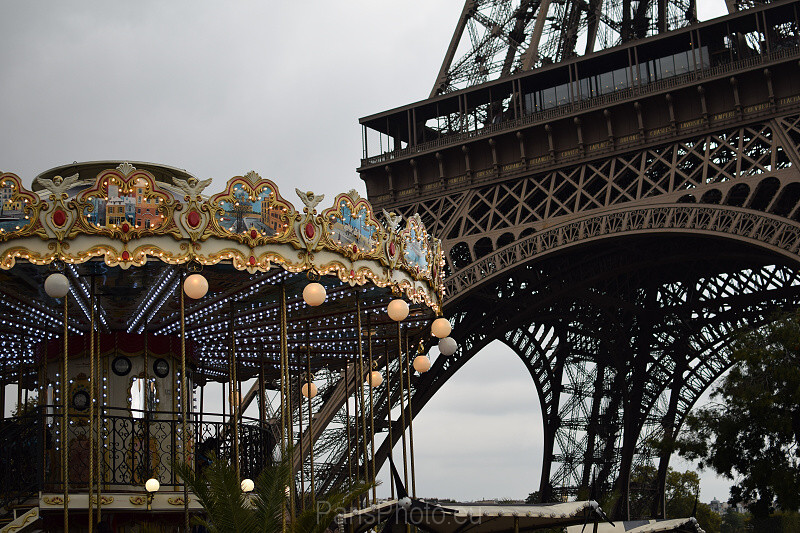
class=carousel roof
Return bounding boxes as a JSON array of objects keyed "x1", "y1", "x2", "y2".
[{"x1": 0, "y1": 161, "x2": 444, "y2": 382}]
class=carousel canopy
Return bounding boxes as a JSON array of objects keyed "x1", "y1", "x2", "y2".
[
  {"x1": 338, "y1": 500, "x2": 607, "y2": 532},
  {"x1": 566, "y1": 517, "x2": 705, "y2": 533},
  {"x1": 0, "y1": 161, "x2": 444, "y2": 382}
]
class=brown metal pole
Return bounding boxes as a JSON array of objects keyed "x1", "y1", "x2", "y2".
[
  {"x1": 344, "y1": 363, "x2": 353, "y2": 485},
  {"x1": 88, "y1": 278, "x2": 95, "y2": 532},
  {"x1": 229, "y1": 303, "x2": 240, "y2": 480},
  {"x1": 61, "y1": 296, "x2": 69, "y2": 532},
  {"x1": 279, "y1": 285, "x2": 289, "y2": 533},
  {"x1": 397, "y1": 323, "x2": 409, "y2": 488},
  {"x1": 356, "y1": 299, "x2": 369, "y2": 486},
  {"x1": 305, "y1": 346, "x2": 314, "y2": 502},
  {"x1": 405, "y1": 332, "x2": 417, "y2": 498},
  {"x1": 385, "y1": 347, "x2": 394, "y2": 499},
  {"x1": 96, "y1": 315, "x2": 103, "y2": 523},
  {"x1": 180, "y1": 272, "x2": 189, "y2": 533},
  {"x1": 367, "y1": 325, "x2": 376, "y2": 503}
]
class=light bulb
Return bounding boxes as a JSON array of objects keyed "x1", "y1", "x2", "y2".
[
  {"x1": 301, "y1": 382, "x2": 318, "y2": 398},
  {"x1": 387, "y1": 299, "x2": 409, "y2": 321},
  {"x1": 367, "y1": 370, "x2": 383, "y2": 388},
  {"x1": 431, "y1": 317, "x2": 452, "y2": 338},
  {"x1": 303, "y1": 282, "x2": 326, "y2": 306},
  {"x1": 413, "y1": 355, "x2": 431, "y2": 373},
  {"x1": 184, "y1": 273, "x2": 208, "y2": 299},
  {"x1": 44, "y1": 273, "x2": 70, "y2": 298},
  {"x1": 438, "y1": 337, "x2": 458, "y2": 356}
]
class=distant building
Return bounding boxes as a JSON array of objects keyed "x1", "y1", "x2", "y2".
[
  {"x1": 260, "y1": 198, "x2": 283, "y2": 235},
  {"x1": 0, "y1": 185, "x2": 22, "y2": 214},
  {"x1": 134, "y1": 184, "x2": 161, "y2": 229}
]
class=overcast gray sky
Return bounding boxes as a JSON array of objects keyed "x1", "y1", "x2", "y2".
[{"x1": 0, "y1": 0, "x2": 733, "y2": 504}]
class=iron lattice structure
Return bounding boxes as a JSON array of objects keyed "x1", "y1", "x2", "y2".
[
  {"x1": 348, "y1": 0, "x2": 800, "y2": 520},
  {"x1": 432, "y1": 0, "x2": 700, "y2": 95}
]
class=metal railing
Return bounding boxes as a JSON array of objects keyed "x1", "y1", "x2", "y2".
[
  {"x1": 361, "y1": 45, "x2": 800, "y2": 167},
  {"x1": 0, "y1": 407, "x2": 275, "y2": 503}
]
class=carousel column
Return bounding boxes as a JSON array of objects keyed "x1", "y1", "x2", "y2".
[
  {"x1": 356, "y1": 298, "x2": 369, "y2": 490},
  {"x1": 61, "y1": 293, "x2": 70, "y2": 532},
  {"x1": 39, "y1": 343, "x2": 47, "y2": 490},
  {"x1": 182, "y1": 267, "x2": 209, "y2": 532},
  {"x1": 396, "y1": 322, "x2": 409, "y2": 488},
  {"x1": 279, "y1": 284, "x2": 290, "y2": 532},
  {"x1": 305, "y1": 344, "x2": 314, "y2": 502},
  {"x1": 229, "y1": 303, "x2": 240, "y2": 480},
  {"x1": 180, "y1": 271, "x2": 189, "y2": 533},
  {"x1": 404, "y1": 332, "x2": 417, "y2": 498},
  {"x1": 94, "y1": 281, "x2": 104, "y2": 524},
  {"x1": 384, "y1": 347, "x2": 394, "y2": 499},
  {"x1": 344, "y1": 363, "x2": 353, "y2": 485},
  {"x1": 367, "y1": 322, "x2": 377, "y2": 504},
  {"x1": 44, "y1": 269, "x2": 72, "y2": 533},
  {"x1": 88, "y1": 277, "x2": 96, "y2": 532}
]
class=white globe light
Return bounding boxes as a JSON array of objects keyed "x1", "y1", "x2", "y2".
[
  {"x1": 413, "y1": 355, "x2": 431, "y2": 373},
  {"x1": 431, "y1": 317, "x2": 452, "y2": 338},
  {"x1": 367, "y1": 370, "x2": 383, "y2": 388},
  {"x1": 184, "y1": 273, "x2": 208, "y2": 299},
  {"x1": 241, "y1": 478, "x2": 255, "y2": 492},
  {"x1": 303, "y1": 282, "x2": 326, "y2": 306},
  {"x1": 301, "y1": 382, "x2": 318, "y2": 398},
  {"x1": 145, "y1": 478, "x2": 160, "y2": 493},
  {"x1": 44, "y1": 273, "x2": 70, "y2": 298},
  {"x1": 398, "y1": 496, "x2": 412, "y2": 510},
  {"x1": 438, "y1": 337, "x2": 458, "y2": 356},
  {"x1": 387, "y1": 299, "x2": 409, "y2": 321}
]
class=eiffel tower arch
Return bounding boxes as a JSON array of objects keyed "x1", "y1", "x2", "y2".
[{"x1": 315, "y1": 0, "x2": 800, "y2": 520}]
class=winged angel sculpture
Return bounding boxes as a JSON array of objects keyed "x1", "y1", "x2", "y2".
[
  {"x1": 173, "y1": 177, "x2": 213, "y2": 200},
  {"x1": 34, "y1": 173, "x2": 82, "y2": 199},
  {"x1": 295, "y1": 188, "x2": 324, "y2": 210}
]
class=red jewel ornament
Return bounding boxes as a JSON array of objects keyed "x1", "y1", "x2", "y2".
[
  {"x1": 389, "y1": 241, "x2": 396, "y2": 256},
  {"x1": 121, "y1": 222, "x2": 130, "y2": 233},
  {"x1": 350, "y1": 269, "x2": 355, "y2": 278},
  {"x1": 122, "y1": 250, "x2": 130, "y2": 261},
  {"x1": 250, "y1": 229, "x2": 257, "y2": 239},
  {"x1": 305, "y1": 223, "x2": 315, "y2": 239},
  {"x1": 52, "y1": 209, "x2": 67, "y2": 227},
  {"x1": 187, "y1": 211, "x2": 201, "y2": 228},
  {"x1": 249, "y1": 256, "x2": 256, "y2": 266}
]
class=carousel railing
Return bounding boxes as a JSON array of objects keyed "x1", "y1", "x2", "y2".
[
  {"x1": 1, "y1": 407, "x2": 274, "y2": 498},
  {"x1": 0, "y1": 408, "x2": 43, "y2": 512}
]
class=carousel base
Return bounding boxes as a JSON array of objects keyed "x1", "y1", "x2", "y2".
[{"x1": 2, "y1": 492, "x2": 203, "y2": 533}]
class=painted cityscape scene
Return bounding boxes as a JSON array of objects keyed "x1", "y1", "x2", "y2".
[
  {"x1": 0, "y1": 181, "x2": 31, "y2": 233},
  {"x1": 328, "y1": 200, "x2": 378, "y2": 252},
  {"x1": 216, "y1": 183, "x2": 284, "y2": 236},
  {"x1": 84, "y1": 179, "x2": 166, "y2": 230}
]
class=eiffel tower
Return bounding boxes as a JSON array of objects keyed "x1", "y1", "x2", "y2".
[{"x1": 303, "y1": 0, "x2": 800, "y2": 520}]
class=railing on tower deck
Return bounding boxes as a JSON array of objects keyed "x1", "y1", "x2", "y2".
[
  {"x1": 0, "y1": 407, "x2": 276, "y2": 506},
  {"x1": 360, "y1": 45, "x2": 800, "y2": 168}
]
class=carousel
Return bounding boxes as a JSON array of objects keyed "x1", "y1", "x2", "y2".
[{"x1": 0, "y1": 161, "x2": 452, "y2": 532}]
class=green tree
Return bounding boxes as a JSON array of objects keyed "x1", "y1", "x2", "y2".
[
  {"x1": 720, "y1": 508, "x2": 747, "y2": 533},
  {"x1": 175, "y1": 452, "x2": 371, "y2": 533},
  {"x1": 628, "y1": 465, "x2": 720, "y2": 533},
  {"x1": 677, "y1": 313, "x2": 800, "y2": 519}
]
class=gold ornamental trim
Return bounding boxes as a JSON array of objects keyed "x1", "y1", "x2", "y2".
[
  {"x1": 168, "y1": 496, "x2": 189, "y2": 505},
  {"x1": 42, "y1": 495, "x2": 69, "y2": 505},
  {"x1": 90, "y1": 495, "x2": 115, "y2": 505},
  {"x1": 3, "y1": 163, "x2": 445, "y2": 310},
  {"x1": 129, "y1": 495, "x2": 146, "y2": 505}
]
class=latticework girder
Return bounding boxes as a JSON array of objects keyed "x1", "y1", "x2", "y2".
[{"x1": 432, "y1": 0, "x2": 699, "y2": 95}]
